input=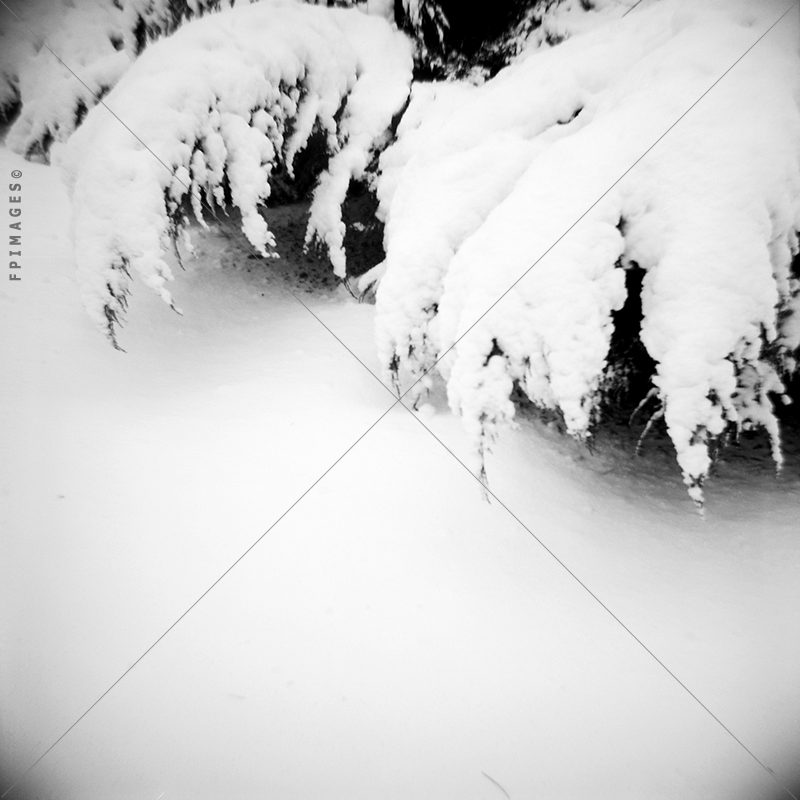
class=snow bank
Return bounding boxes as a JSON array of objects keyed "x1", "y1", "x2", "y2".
[
  {"x1": 372, "y1": 0, "x2": 800, "y2": 504},
  {"x1": 60, "y1": 0, "x2": 412, "y2": 343}
]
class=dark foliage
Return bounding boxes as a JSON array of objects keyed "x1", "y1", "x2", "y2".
[{"x1": 393, "y1": 0, "x2": 568, "y2": 79}]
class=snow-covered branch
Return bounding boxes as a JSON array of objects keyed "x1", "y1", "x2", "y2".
[
  {"x1": 1, "y1": 0, "x2": 621, "y2": 158},
  {"x1": 1, "y1": 0, "x2": 311, "y2": 158},
  {"x1": 60, "y1": 0, "x2": 412, "y2": 344},
  {"x1": 371, "y1": 0, "x2": 800, "y2": 505},
  {"x1": 1, "y1": 0, "x2": 131, "y2": 157},
  {"x1": 0, "y1": 0, "x2": 604, "y2": 160}
]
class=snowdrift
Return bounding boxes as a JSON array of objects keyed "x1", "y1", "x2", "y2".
[
  {"x1": 371, "y1": 0, "x2": 800, "y2": 505},
  {"x1": 60, "y1": 0, "x2": 413, "y2": 342}
]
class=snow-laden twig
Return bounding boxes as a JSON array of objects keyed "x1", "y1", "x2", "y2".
[{"x1": 60, "y1": 0, "x2": 412, "y2": 345}]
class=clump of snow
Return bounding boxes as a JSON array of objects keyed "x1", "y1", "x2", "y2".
[
  {"x1": 304, "y1": 8, "x2": 415, "y2": 278},
  {"x1": 372, "y1": 0, "x2": 800, "y2": 505},
  {"x1": 60, "y1": 0, "x2": 413, "y2": 344}
]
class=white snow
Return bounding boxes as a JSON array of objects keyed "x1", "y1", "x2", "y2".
[
  {"x1": 59, "y1": 0, "x2": 412, "y2": 342},
  {"x1": 3, "y1": 1, "x2": 800, "y2": 794},
  {"x1": 14, "y1": 0, "x2": 797, "y2": 502},
  {"x1": 1, "y1": 136, "x2": 800, "y2": 800},
  {"x1": 1, "y1": 0, "x2": 134, "y2": 157},
  {"x1": 0, "y1": 0, "x2": 278, "y2": 158},
  {"x1": 371, "y1": 0, "x2": 800, "y2": 504},
  {"x1": 304, "y1": 7, "x2": 415, "y2": 278}
]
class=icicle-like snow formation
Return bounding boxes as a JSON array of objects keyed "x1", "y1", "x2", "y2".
[
  {"x1": 61, "y1": 0, "x2": 412, "y2": 343},
  {"x1": 372, "y1": 0, "x2": 800, "y2": 505}
]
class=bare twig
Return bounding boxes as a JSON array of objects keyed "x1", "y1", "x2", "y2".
[
  {"x1": 481, "y1": 771, "x2": 511, "y2": 799},
  {"x1": 636, "y1": 404, "x2": 664, "y2": 455},
  {"x1": 629, "y1": 386, "x2": 659, "y2": 426}
]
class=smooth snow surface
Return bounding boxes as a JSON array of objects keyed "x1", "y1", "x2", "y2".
[{"x1": 2, "y1": 146, "x2": 800, "y2": 799}]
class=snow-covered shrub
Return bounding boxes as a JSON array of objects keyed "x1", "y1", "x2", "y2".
[
  {"x1": 61, "y1": 0, "x2": 413, "y2": 343},
  {"x1": 371, "y1": 0, "x2": 800, "y2": 505}
]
